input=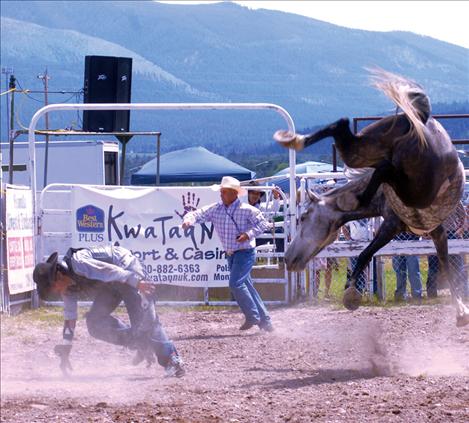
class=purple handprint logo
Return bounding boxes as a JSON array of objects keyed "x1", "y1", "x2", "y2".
[{"x1": 175, "y1": 191, "x2": 201, "y2": 219}]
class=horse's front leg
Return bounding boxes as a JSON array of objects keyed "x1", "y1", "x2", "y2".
[
  {"x1": 429, "y1": 225, "x2": 469, "y2": 327},
  {"x1": 343, "y1": 214, "x2": 404, "y2": 310}
]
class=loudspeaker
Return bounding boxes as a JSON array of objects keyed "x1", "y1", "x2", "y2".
[
  {"x1": 114, "y1": 57, "x2": 132, "y2": 132},
  {"x1": 83, "y1": 56, "x2": 132, "y2": 132}
]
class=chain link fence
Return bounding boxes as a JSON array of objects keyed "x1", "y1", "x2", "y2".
[{"x1": 304, "y1": 176, "x2": 469, "y2": 302}]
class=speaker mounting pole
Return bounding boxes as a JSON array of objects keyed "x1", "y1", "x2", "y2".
[
  {"x1": 115, "y1": 134, "x2": 133, "y2": 185},
  {"x1": 156, "y1": 132, "x2": 161, "y2": 186}
]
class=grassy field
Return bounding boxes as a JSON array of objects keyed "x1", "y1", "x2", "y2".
[{"x1": 312, "y1": 257, "x2": 449, "y2": 307}]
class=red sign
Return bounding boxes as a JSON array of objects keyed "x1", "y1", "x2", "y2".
[{"x1": 7, "y1": 237, "x2": 23, "y2": 270}]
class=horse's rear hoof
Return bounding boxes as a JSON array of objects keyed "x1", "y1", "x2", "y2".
[
  {"x1": 343, "y1": 287, "x2": 362, "y2": 311},
  {"x1": 273, "y1": 130, "x2": 303, "y2": 150},
  {"x1": 456, "y1": 314, "x2": 469, "y2": 327},
  {"x1": 273, "y1": 129, "x2": 295, "y2": 143}
]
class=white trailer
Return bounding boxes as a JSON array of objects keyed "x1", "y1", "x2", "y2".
[{"x1": 1, "y1": 140, "x2": 119, "y2": 189}]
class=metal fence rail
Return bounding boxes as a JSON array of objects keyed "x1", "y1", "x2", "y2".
[{"x1": 294, "y1": 171, "x2": 469, "y2": 301}]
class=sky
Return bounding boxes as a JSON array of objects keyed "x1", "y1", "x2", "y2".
[{"x1": 159, "y1": 1, "x2": 469, "y2": 48}]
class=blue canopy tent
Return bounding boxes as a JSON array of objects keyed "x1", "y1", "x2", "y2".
[
  {"x1": 131, "y1": 146, "x2": 255, "y2": 185},
  {"x1": 269, "y1": 161, "x2": 343, "y2": 193}
]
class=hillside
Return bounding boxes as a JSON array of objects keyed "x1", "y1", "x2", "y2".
[{"x1": 1, "y1": 0, "x2": 468, "y2": 158}]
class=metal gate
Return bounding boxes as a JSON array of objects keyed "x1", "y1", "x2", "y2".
[
  {"x1": 38, "y1": 183, "x2": 291, "y2": 305},
  {"x1": 27, "y1": 102, "x2": 298, "y2": 306}
]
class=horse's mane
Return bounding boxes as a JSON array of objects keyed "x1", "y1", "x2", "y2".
[
  {"x1": 316, "y1": 168, "x2": 382, "y2": 212},
  {"x1": 368, "y1": 68, "x2": 430, "y2": 148},
  {"x1": 322, "y1": 167, "x2": 374, "y2": 198}
]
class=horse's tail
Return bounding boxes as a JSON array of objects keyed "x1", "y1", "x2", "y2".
[{"x1": 368, "y1": 68, "x2": 431, "y2": 148}]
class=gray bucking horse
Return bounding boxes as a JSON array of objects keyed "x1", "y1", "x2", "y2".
[{"x1": 274, "y1": 69, "x2": 468, "y2": 327}]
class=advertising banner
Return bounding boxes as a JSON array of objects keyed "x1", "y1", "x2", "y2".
[
  {"x1": 5, "y1": 187, "x2": 35, "y2": 294},
  {"x1": 71, "y1": 186, "x2": 230, "y2": 287}
]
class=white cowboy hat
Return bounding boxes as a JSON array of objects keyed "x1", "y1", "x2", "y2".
[{"x1": 211, "y1": 176, "x2": 246, "y2": 195}]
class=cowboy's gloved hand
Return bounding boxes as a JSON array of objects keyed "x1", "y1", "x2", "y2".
[
  {"x1": 132, "y1": 347, "x2": 156, "y2": 368},
  {"x1": 54, "y1": 344, "x2": 73, "y2": 375},
  {"x1": 138, "y1": 281, "x2": 156, "y2": 296}
]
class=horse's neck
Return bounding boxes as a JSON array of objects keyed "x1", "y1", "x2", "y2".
[
  {"x1": 323, "y1": 173, "x2": 384, "y2": 219},
  {"x1": 326, "y1": 172, "x2": 373, "y2": 198}
]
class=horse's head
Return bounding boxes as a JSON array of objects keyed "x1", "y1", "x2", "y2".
[{"x1": 285, "y1": 190, "x2": 342, "y2": 271}]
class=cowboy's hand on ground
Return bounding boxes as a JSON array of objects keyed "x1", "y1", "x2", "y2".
[
  {"x1": 138, "y1": 281, "x2": 156, "y2": 296},
  {"x1": 132, "y1": 346, "x2": 156, "y2": 368},
  {"x1": 54, "y1": 344, "x2": 72, "y2": 375}
]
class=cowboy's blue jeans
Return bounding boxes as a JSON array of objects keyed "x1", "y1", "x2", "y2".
[
  {"x1": 426, "y1": 255, "x2": 439, "y2": 297},
  {"x1": 427, "y1": 254, "x2": 469, "y2": 299},
  {"x1": 393, "y1": 255, "x2": 423, "y2": 299},
  {"x1": 227, "y1": 248, "x2": 270, "y2": 324},
  {"x1": 85, "y1": 282, "x2": 176, "y2": 366}
]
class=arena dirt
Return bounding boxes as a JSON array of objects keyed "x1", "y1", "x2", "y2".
[{"x1": 1, "y1": 301, "x2": 469, "y2": 422}]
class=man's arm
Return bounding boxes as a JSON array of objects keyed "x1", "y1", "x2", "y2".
[
  {"x1": 267, "y1": 188, "x2": 282, "y2": 214},
  {"x1": 259, "y1": 196, "x2": 281, "y2": 215},
  {"x1": 54, "y1": 320, "x2": 75, "y2": 371},
  {"x1": 183, "y1": 203, "x2": 217, "y2": 228},
  {"x1": 245, "y1": 208, "x2": 272, "y2": 240},
  {"x1": 55, "y1": 291, "x2": 78, "y2": 376}
]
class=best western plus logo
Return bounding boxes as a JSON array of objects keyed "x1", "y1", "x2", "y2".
[{"x1": 76, "y1": 204, "x2": 105, "y2": 242}]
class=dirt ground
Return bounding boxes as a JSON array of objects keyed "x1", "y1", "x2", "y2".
[{"x1": 1, "y1": 300, "x2": 469, "y2": 423}]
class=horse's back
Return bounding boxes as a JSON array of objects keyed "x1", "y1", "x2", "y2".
[
  {"x1": 382, "y1": 116, "x2": 460, "y2": 206},
  {"x1": 423, "y1": 118, "x2": 461, "y2": 185},
  {"x1": 385, "y1": 117, "x2": 464, "y2": 229},
  {"x1": 425, "y1": 118, "x2": 457, "y2": 158}
]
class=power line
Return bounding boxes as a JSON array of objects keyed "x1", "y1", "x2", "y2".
[
  {"x1": 37, "y1": 68, "x2": 51, "y2": 187},
  {"x1": 19, "y1": 90, "x2": 82, "y2": 94}
]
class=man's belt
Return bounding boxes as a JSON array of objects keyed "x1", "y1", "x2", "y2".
[{"x1": 226, "y1": 248, "x2": 251, "y2": 256}]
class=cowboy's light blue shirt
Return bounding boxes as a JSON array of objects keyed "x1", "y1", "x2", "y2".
[
  {"x1": 184, "y1": 198, "x2": 271, "y2": 252},
  {"x1": 62, "y1": 246, "x2": 145, "y2": 320}
]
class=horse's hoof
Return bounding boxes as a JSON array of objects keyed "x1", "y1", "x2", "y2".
[
  {"x1": 273, "y1": 130, "x2": 302, "y2": 149},
  {"x1": 273, "y1": 129, "x2": 295, "y2": 143},
  {"x1": 456, "y1": 314, "x2": 469, "y2": 327},
  {"x1": 343, "y1": 286, "x2": 362, "y2": 311}
]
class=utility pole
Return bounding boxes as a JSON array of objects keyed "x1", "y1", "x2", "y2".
[
  {"x1": 8, "y1": 75, "x2": 16, "y2": 184},
  {"x1": 1, "y1": 67, "x2": 13, "y2": 184},
  {"x1": 1, "y1": 67, "x2": 13, "y2": 142},
  {"x1": 37, "y1": 68, "x2": 50, "y2": 187}
]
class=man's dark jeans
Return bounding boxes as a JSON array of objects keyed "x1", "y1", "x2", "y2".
[
  {"x1": 85, "y1": 282, "x2": 175, "y2": 366},
  {"x1": 426, "y1": 255, "x2": 439, "y2": 297}
]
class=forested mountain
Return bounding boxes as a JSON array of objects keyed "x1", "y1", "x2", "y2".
[{"x1": 1, "y1": 0, "x2": 468, "y2": 164}]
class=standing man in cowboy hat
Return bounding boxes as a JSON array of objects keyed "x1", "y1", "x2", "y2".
[
  {"x1": 182, "y1": 176, "x2": 274, "y2": 332},
  {"x1": 246, "y1": 181, "x2": 282, "y2": 248},
  {"x1": 246, "y1": 181, "x2": 281, "y2": 215},
  {"x1": 33, "y1": 245, "x2": 185, "y2": 377}
]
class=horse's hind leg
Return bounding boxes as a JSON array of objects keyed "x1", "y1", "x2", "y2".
[
  {"x1": 343, "y1": 214, "x2": 404, "y2": 310},
  {"x1": 430, "y1": 225, "x2": 469, "y2": 327},
  {"x1": 303, "y1": 118, "x2": 352, "y2": 149},
  {"x1": 304, "y1": 121, "x2": 398, "y2": 209}
]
